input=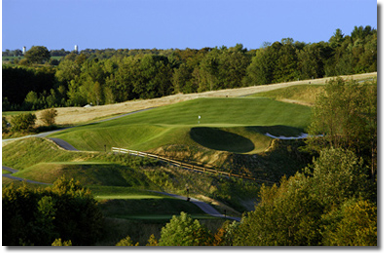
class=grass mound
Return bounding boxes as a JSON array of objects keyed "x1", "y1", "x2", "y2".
[
  {"x1": 13, "y1": 162, "x2": 153, "y2": 187},
  {"x1": 51, "y1": 98, "x2": 312, "y2": 154}
]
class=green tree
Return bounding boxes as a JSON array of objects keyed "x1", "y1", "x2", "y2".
[
  {"x1": 11, "y1": 113, "x2": 37, "y2": 132},
  {"x1": 2, "y1": 177, "x2": 104, "y2": 246},
  {"x1": 115, "y1": 236, "x2": 139, "y2": 246},
  {"x1": 329, "y1": 28, "x2": 345, "y2": 49},
  {"x1": 24, "y1": 46, "x2": 51, "y2": 64},
  {"x1": 51, "y1": 238, "x2": 73, "y2": 246},
  {"x1": 55, "y1": 59, "x2": 82, "y2": 88},
  {"x1": 273, "y1": 38, "x2": 298, "y2": 82},
  {"x1": 50, "y1": 176, "x2": 104, "y2": 245},
  {"x1": 159, "y1": 212, "x2": 213, "y2": 246},
  {"x1": 2, "y1": 116, "x2": 9, "y2": 133},
  {"x1": 321, "y1": 199, "x2": 377, "y2": 246},
  {"x1": 306, "y1": 77, "x2": 377, "y2": 179},
  {"x1": 297, "y1": 43, "x2": 325, "y2": 80},
  {"x1": 146, "y1": 234, "x2": 158, "y2": 246},
  {"x1": 305, "y1": 148, "x2": 370, "y2": 210},
  {"x1": 40, "y1": 108, "x2": 58, "y2": 126},
  {"x1": 34, "y1": 196, "x2": 59, "y2": 244},
  {"x1": 245, "y1": 47, "x2": 274, "y2": 86},
  {"x1": 172, "y1": 63, "x2": 196, "y2": 93},
  {"x1": 234, "y1": 173, "x2": 323, "y2": 246}
]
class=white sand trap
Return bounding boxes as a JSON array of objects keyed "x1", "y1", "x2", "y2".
[
  {"x1": 265, "y1": 132, "x2": 310, "y2": 140},
  {"x1": 265, "y1": 132, "x2": 323, "y2": 140}
]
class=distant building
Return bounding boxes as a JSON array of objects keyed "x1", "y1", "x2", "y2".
[
  {"x1": 22, "y1": 46, "x2": 26, "y2": 55},
  {"x1": 74, "y1": 45, "x2": 79, "y2": 53}
]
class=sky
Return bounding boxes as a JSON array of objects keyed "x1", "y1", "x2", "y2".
[{"x1": 1, "y1": 0, "x2": 378, "y2": 52}]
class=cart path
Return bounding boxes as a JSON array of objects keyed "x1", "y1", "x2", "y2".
[
  {"x1": 148, "y1": 190, "x2": 241, "y2": 221},
  {"x1": 48, "y1": 137, "x2": 79, "y2": 151},
  {"x1": 2, "y1": 166, "x2": 51, "y2": 185}
]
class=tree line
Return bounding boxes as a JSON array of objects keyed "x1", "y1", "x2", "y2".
[{"x1": 2, "y1": 25, "x2": 377, "y2": 111}]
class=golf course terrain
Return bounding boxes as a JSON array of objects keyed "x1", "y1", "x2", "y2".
[{"x1": 2, "y1": 73, "x2": 377, "y2": 245}]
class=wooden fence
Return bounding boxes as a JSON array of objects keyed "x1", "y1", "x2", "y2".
[{"x1": 111, "y1": 147, "x2": 275, "y2": 184}]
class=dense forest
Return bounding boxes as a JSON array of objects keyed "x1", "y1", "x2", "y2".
[{"x1": 2, "y1": 25, "x2": 377, "y2": 111}]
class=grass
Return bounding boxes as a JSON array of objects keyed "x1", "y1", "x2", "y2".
[
  {"x1": 89, "y1": 185, "x2": 174, "y2": 199},
  {"x1": 2, "y1": 137, "x2": 259, "y2": 213},
  {"x1": 248, "y1": 84, "x2": 325, "y2": 105},
  {"x1": 50, "y1": 98, "x2": 312, "y2": 154},
  {"x1": 99, "y1": 198, "x2": 206, "y2": 219},
  {"x1": 2, "y1": 137, "x2": 99, "y2": 170}
]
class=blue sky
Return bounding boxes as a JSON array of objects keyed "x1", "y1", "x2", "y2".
[{"x1": 1, "y1": 0, "x2": 377, "y2": 51}]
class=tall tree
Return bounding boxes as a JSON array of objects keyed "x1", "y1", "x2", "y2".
[
  {"x1": 24, "y1": 46, "x2": 51, "y2": 64},
  {"x1": 306, "y1": 78, "x2": 377, "y2": 179},
  {"x1": 159, "y1": 212, "x2": 213, "y2": 246}
]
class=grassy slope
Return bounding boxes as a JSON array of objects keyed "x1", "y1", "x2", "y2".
[
  {"x1": 248, "y1": 84, "x2": 324, "y2": 105},
  {"x1": 2, "y1": 137, "x2": 256, "y2": 213},
  {"x1": 51, "y1": 98, "x2": 312, "y2": 154}
]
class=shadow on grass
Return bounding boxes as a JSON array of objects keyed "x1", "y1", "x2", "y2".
[
  {"x1": 245, "y1": 125, "x2": 306, "y2": 137},
  {"x1": 190, "y1": 127, "x2": 255, "y2": 153},
  {"x1": 99, "y1": 198, "x2": 206, "y2": 223}
]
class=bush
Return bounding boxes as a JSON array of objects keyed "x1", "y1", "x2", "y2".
[
  {"x1": 51, "y1": 238, "x2": 72, "y2": 246},
  {"x1": 11, "y1": 113, "x2": 36, "y2": 132},
  {"x1": 2, "y1": 177, "x2": 104, "y2": 246},
  {"x1": 158, "y1": 212, "x2": 213, "y2": 246},
  {"x1": 41, "y1": 108, "x2": 57, "y2": 126},
  {"x1": 115, "y1": 236, "x2": 139, "y2": 246},
  {"x1": 2, "y1": 116, "x2": 9, "y2": 133}
]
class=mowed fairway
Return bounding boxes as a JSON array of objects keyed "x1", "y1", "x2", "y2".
[{"x1": 51, "y1": 97, "x2": 312, "y2": 154}]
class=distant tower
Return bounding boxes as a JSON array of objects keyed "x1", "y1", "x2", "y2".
[
  {"x1": 22, "y1": 46, "x2": 26, "y2": 55},
  {"x1": 74, "y1": 45, "x2": 79, "y2": 53}
]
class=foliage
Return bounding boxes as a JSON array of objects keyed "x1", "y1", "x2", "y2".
[
  {"x1": 213, "y1": 220, "x2": 240, "y2": 246},
  {"x1": 306, "y1": 77, "x2": 377, "y2": 179},
  {"x1": 158, "y1": 212, "x2": 213, "y2": 246},
  {"x1": 2, "y1": 65, "x2": 56, "y2": 110},
  {"x1": 41, "y1": 108, "x2": 58, "y2": 126},
  {"x1": 233, "y1": 147, "x2": 376, "y2": 246},
  {"x1": 305, "y1": 148, "x2": 371, "y2": 210},
  {"x1": 10, "y1": 113, "x2": 37, "y2": 132},
  {"x1": 115, "y1": 236, "x2": 139, "y2": 246},
  {"x1": 51, "y1": 238, "x2": 73, "y2": 246},
  {"x1": 146, "y1": 234, "x2": 158, "y2": 246},
  {"x1": 2, "y1": 177, "x2": 104, "y2": 246},
  {"x1": 321, "y1": 199, "x2": 377, "y2": 246},
  {"x1": 235, "y1": 173, "x2": 323, "y2": 246},
  {"x1": 2, "y1": 116, "x2": 9, "y2": 133},
  {"x1": 24, "y1": 46, "x2": 51, "y2": 64}
]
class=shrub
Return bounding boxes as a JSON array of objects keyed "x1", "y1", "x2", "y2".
[
  {"x1": 10, "y1": 113, "x2": 37, "y2": 132},
  {"x1": 2, "y1": 116, "x2": 9, "y2": 133},
  {"x1": 115, "y1": 236, "x2": 139, "y2": 246},
  {"x1": 2, "y1": 177, "x2": 104, "y2": 246},
  {"x1": 41, "y1": 108, "x2": 57, "y2": 126},
  {"x1": 51, "y1": 238, "x2": 72, "y2": 246},
  {"x1": 159, "y1": 212, "x2": 213, "y2": 246}
]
